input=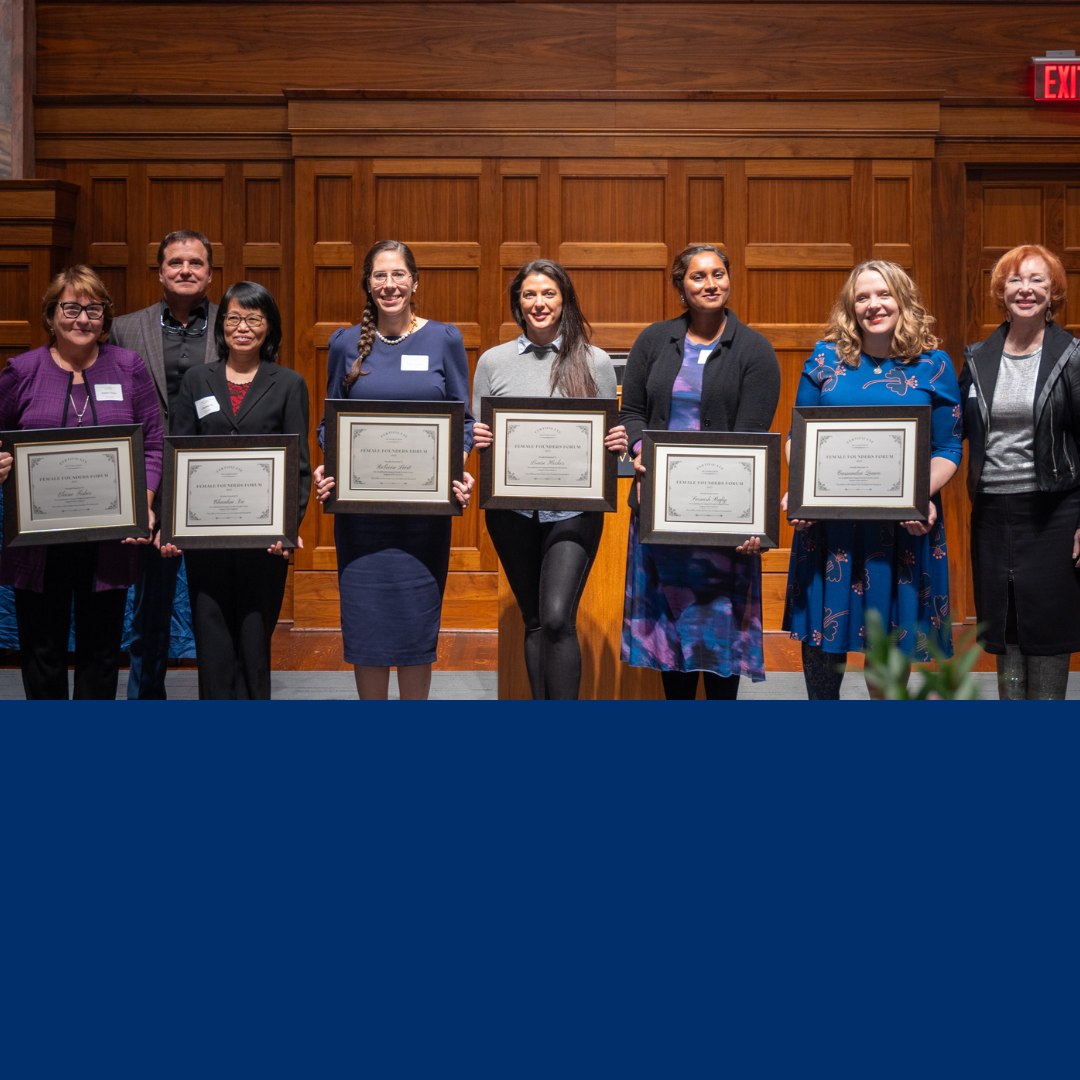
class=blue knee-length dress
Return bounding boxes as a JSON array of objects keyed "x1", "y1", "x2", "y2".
[
  {"x1": 782, "y1": 342, "x2": 963, "y2": 659},
  {"x1": 319, "y1": 320, "x2": 474, "y2": 667}
]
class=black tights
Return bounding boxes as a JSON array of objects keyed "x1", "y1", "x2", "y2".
[
  {"x1": 661, "y1": 670, "x2": 741, "y2": 700},
  {"x1": 486, "y1": 509, "x2": 605, "y2": 700},
  {"x1": 801, "y1": 641, "x2": 846, "y2": 700}
]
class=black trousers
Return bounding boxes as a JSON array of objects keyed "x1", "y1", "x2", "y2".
[
  {"x1": 13, "y1": 543, "x2": 127, "y2": 700},
  {"x1": 184, "y1": 549, "x2": 290, "y2": 700},
  {"x1": 485, "y1": 509, "x2": 604, "y2": 700}
]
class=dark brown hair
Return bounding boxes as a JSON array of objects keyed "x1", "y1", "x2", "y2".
[
  {"x1": 671, "y1": 245, "x2": 730, "y2": 298},
  {"x1": 344, "y1": 241, "x2": 420, "y2": 391},
  {"x1": 41, "y1": 264, "x2": 114, "y2": 338},
  {"x1": 509, "y1": 260, "x2": 597, "y2": 398}
]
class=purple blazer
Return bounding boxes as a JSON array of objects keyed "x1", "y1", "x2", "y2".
[{"x1": 0, "y1": 344, "x2": 164, "y2": 593}]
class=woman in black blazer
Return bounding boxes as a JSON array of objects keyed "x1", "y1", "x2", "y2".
[
  {"x1": 167, "y1": 282, "x2": 311, "y2": 699},
  {"x1": 619, "y1": 245, "x2": 781, "y2": 699}
]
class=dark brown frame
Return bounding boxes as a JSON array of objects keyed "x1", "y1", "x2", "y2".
[
  {"x1": 322, "y1": 399, "x2": 464, "y2": 516},
  {"x1": 1, "y1": 424, "x2": 150, "y2": 548},
  {"x1": 787, "y1": 405, "x2": 932, "y2": 522},
  {"x1": 639, "y1": 430, "x2": 782, "y2": 547},
  {"x1": 159, "y1": 434, "x2": 300, "y2": 550},
  {"x1": 478, "y1": 396, "x2": 620, "y2": 513}
]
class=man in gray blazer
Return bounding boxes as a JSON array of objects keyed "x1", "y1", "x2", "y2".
[{"x1": 109, "y1": 229, "x2": 218, "y2": 699}]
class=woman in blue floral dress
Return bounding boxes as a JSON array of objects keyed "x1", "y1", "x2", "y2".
[
  {"x1": 783, "y1": 261, "x2": 963, "y2": 699},
  {"x1": 620, "y1": 246, "x2": 782, "y2": 699}
]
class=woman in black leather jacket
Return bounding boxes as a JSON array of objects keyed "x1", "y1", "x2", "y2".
[{"x1": 959, "y1": 244, "x2": 1080, "y2": 699}]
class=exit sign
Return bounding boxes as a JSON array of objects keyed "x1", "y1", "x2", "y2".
[{"x1": 1033, "y1": 51, "x2": 1080, "y2": 100}]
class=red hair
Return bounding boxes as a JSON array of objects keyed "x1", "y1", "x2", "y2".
[{"x1": 989, "y1": 245, "x2": 1067, "y2": 320}]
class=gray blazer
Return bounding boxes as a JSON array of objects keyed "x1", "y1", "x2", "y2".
[{"x1": 108, "y1": 300, "x2": 219, "y2": 434}]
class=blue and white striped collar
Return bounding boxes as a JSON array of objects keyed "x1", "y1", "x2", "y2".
[{"x1": 517, "y1": 333, "x2": 562, "y2": 355}]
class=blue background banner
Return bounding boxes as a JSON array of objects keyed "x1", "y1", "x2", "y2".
[{"x1": 2, "y1": 702, "x2": 1077, "y2": 1079}]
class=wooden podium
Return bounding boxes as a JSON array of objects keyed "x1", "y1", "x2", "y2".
[{"x1": 496, "y1": 476, "x2": 664, "y2": 700}]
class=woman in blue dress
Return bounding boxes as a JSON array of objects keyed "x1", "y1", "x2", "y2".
[
  {"x1": 782, "y1": 260, "x2": 963, "y2": 699},
  {"x1": 314, "y1": 241, "x2": 474, "y2": 700},
  {"x1": 621, "y1": 245, "x2": 782, "y2": 699}
]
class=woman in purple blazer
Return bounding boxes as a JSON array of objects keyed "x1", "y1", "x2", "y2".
[{"x1": 0, "y1": 265, "x2": 162, "y2": 699}]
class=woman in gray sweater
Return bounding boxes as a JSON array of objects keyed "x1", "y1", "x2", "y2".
[{"x1": 472, "y1": 260, "x2": 628, "y2": 699}]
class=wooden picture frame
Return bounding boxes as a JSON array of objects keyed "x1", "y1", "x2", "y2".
[
  {"x1": 1, "y1": 424, "x2": 150, "y2": 548},
  {"x1": 322, "y1": 399, "x2": 465, "y2": 516},
  {"x1": 639, "y1": 430, "x2": 782, "y2": 548},
  {"x1": 478, "y1": 396, "x2": 620, "y2": 513},
  {"x1": 787, "y1": 405, "x2": 932, "y2": 522},
  {"x1": 159, "y1": 434, "x2": 300, "y2": 550}
]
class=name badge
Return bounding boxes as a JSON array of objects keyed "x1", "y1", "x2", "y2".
[
  {"x1": 401, "y1": 355, "x2": 429, "y2": 372},
  {"x1": 94, "y1": 383, "x2": 124, "y2": 401},
  {"x1": 195, "y1": 395, "x2": 221, "y2": 419},
  {"x1": 698, "y1": 350, "x2": 711, "y2": 365},
  {"x1": 968, "y1": 385, "x2": 977, "y2": 399}
]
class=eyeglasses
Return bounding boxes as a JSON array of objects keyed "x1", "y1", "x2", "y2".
[
  {"x1": 224, "y1": 313, "x2": 267, "y2": 328},
  {"x1": 58, "y1": 302, "x2": 106, "y2": 320},
  {"x1": 370, "y1": 271, "x2": 412, "y2": 285}
]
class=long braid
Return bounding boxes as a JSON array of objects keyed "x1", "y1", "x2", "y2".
[{"x1": 343, "y1": 300, "x2": 378, "y2": 390}]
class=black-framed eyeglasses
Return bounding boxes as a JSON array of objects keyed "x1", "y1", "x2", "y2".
[
  {"x1": 160, "y1": 311, "x2": 208, "y2": 337},
  {"x1": 58, "y1": 302, "x2": 106, "y2": 320}
]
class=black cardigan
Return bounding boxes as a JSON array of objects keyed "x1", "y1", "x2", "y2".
[
  {"x1": 618, "y1": 310, "x2": 782, "y2": 508},
  {"x1": 174, "y1": 359, "x2": 313, "y2": 521}
]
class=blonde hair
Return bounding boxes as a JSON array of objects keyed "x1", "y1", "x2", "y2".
[
  {"x1": 824, "y1": 261, "x2": 939, "y2": 369},
  {"x1": 41, "y1": 264, "x2": 114, "y2": 338},
  {"x1": 989, "y1": 244, "x2": 1067, "y2": 321}
]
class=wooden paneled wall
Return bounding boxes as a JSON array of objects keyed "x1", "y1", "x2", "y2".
[{"x1": 6, "y1": 0, "x2": 1080, "y2": 646}]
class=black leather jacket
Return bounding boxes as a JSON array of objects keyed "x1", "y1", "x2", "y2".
[{"x1": 959, "y1": 320, "x2": 1080, "y2": 500}]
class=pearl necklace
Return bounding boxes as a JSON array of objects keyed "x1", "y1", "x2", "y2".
[{"x1": 375, "y1": 316, "x2": 419, "y2": 346}]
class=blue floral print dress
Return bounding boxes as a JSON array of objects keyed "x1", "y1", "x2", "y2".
[
  {"x1": 622, "y1": 334, "x2": 766, "y2": 681},
  {"x1": 783, "y1": 342, "x2": 963, "y2": 659}
]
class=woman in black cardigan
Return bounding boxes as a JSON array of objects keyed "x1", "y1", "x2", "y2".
[
  {"x1": 166, "y1": 282, "x2": 311, "y2": 699},
  {"x1": 961, "y1": 244, "x2": 1080, "y2": 699},
  {"x1": 619, "y1": 245, "x2": 781, "y2": 699}
]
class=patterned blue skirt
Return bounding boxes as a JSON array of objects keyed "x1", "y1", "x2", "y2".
[
  {"x1": 621, "y1": 514, "x2": 766, "y2": 681},
  {"x1": 782, "y1": 498, "x2": 953, "y2": 659}
]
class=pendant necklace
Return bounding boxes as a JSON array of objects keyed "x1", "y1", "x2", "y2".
[
  {"x1": 376, "y1": 315, "x2": 419, "y2": 346},
  {"x1": 69, "y1": 389, "x2": 90, "y2": 427}
]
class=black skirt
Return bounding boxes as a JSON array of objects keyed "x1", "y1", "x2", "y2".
[{"x1": 970, "y1": 487, "x2": 1080, "y2": 655}]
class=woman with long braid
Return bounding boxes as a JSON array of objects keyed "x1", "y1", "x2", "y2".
[{"x1": 314, "y1": 241, "x2": 474, "y2": 700}]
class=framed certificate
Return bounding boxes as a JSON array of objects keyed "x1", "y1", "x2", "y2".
[
  {"x1": 322, "y1": 399, "x2": 464, "y2": 515},
  {"x1": 159, "y1": 434, "x2": 300, "y2": 549},
  {"x1": 639, "y1": 431, "x2": 782, "y2": 548},
  {"x1": 787, "y1": 405, "x2": 932, "y2": 522},
  {"x1": 1, "y1": 424, "x2": 149, "y2": 548},
  {"x1": 479, "y1": 396, "x2": 620, "y2": 513}
]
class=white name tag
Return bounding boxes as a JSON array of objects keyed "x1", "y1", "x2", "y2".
[
  {"x1": 401, "y1": 355, "x2": 429, "y2": 372},
  {"x1": 968, "y1": 385, "x2": 977, "y2": 399},
  {"x1": 94, "y1": 383, "x2": 123, "y2": 401},
  {"x1": 698, "y1": 350, "x2": 711, "y2": 365},
  {"x1": 195, "y1": 395, "x2": 221, "y2": 419}
]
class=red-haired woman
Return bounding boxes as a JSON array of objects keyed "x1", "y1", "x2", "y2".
[{"x1": 961, "y1": 244, "x2": 1080, "y2": 699}]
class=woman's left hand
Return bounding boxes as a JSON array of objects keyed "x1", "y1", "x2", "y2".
[
  {"x1": 124, "y1": 505, "x2": 156, "y2": 545},
  {"x1": 900, "y1": 500, "x2": 937, "y2": 536},
  {"x1": 268, "y1": 535, "x2": 304, "y2": 560},
  {"x1": 605, "y1": 424, "x2": 628, "y2": 456},
  {"x1": 453, "y1": 471, "x2": 474, "y2": 509},
  {"x1": 1073, "y1": 528, "x2": 1080, "y2": 567},
  {"x1": 735, "y1": 536, "x2": 762, "y2": 555}
]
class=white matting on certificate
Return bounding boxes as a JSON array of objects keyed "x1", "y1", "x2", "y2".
[
  {"x1": 337, "y1": 413, "x2": 450, "y2": 503},
  {"x1": 15, "y1": 432, "x2": 137, "y2": 533},
  {"x1": 171, "y1": 449, "x2": 286, "y2": 538},
  {"x1": 799, "y1": 420, "x2": 916, "y2": 509}
]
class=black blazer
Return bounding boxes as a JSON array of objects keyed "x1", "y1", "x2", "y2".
[
  {"x1": 960, "y1": 320, "x2": 1080, "y2": 500},
  {"x1": 618, "y1": 310, "x2": 782, "y2": 509},
  {"x1": 174, "y1": 360, "x2": 312, "y2": 520}
]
